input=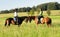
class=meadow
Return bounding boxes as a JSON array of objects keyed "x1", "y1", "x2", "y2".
[{"x1": 0, "y1": 10, "x2": 60, "y2": 37}]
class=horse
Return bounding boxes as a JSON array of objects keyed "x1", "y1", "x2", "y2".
[
  {"x1": 25, "y1": 16, "x2": 44, "y2": 24},
  {"x1": 25, "y1": 16, "x2": 36, "y2": 23},
  {"x1": 5, "y1": 16, "x2": 28, "y2": 27},
  {"x1": 38, "y1": 17, "x2": 52, "y2": 27}
]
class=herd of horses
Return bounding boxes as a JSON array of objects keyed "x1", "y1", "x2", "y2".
[{"x1": 4, "y1": 16, "x2": 52, "y2": 27}]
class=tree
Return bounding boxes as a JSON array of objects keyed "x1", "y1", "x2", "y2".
[
  {"x1": 9, "y1": 9, "x2": 15, "y2": 13},
  {"x1": 0, "y1": 10, "x2": 10, "y2": 14},
  {"x1": 28, "y1": 9, "x2": 35, "y2": 16},
  {"x1": 47, "y1": 9, "x2": 51, "y2": 16},
  {"x1": 47, "y1": 3, "x2": 51, "y2": 16},
  {"x1": 36, "y1": 8, "x2": 40, "y2": 15},
  {"x1": 30, "y1": 9, "x2": 34, "y2": 16}
]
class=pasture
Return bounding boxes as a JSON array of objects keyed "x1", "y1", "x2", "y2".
[{"x1": 0, "y1": 10, "x2": 60, "y2": 37}]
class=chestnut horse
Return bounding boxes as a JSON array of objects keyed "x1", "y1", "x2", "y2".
[
  {"x1": 5, "y1": 16, "x2": 27, "y2": 27},
  {"x1": 38, "y1": 17, "x2": 52, "y2": 27}
]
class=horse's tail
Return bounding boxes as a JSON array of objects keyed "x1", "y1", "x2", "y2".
[
  {"x1": 5, "y1": 19, "x2": 10, "y2": 26},
  {"x1": 5, "y1": 19, "x2": 7, "y2": 26}
]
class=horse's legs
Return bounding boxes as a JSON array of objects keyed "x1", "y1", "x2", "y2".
[
  {"x1": 18, "y1": 23, "x2": 21, "y2": 27},
  {"x1": 35, "y1": 17, "x2": 38, "y2": 25},
  {"x1": 29, "y1": 19, "x2": 31, "y2": 23},
  {"x1": 5, "y1": 20, "x2": 8, "y2": 26},
  {"x1": 18, "y1": 22, "x2": 22, "y2": 27},
  {"x1": 5, "y1": 22, "x2": 7, "y2": 26},
  {"x1": 18, "y1": 24, "x2": 20, "y2": 27},
  {"x1": 8, "y1": 22, "x2": 10, "y2": 26},
  {"x1": 25, "y1": 18, "x2": 28, "y2": 23},
  {"x1": 18, "y1": 21, "x2": 22, "y2": 27},
  {"x1": 47, "y1": 23, "x2": 51, "y2": 27}
]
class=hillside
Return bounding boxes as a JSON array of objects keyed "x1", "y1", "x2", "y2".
[{"x1": 0, "y1": 2, "x2": 60, "y2": 14}]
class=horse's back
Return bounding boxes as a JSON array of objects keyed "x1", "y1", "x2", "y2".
[
  {"x1": 18, "y1": 16, "x2": 28, "y2": 20},
  {"x1": 17, "y1": 16, "x2": 28, "y2": 24},
  {"x1": 6, "y1": 18, "x2": 13, "y2": 20}
]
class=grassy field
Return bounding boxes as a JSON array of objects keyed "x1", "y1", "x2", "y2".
[{"x1": 0, "y1": 10, "x2": 60, "y2": 37}]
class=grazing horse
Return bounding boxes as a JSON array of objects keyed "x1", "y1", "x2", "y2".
[
  {"x1": 39, "y1": 17, "x2": 52, "y2": 27},
  {"x1": 25, "y1": 16, "x2": 36, "y2": 23},
  {"x1": 5, "y1": 16, "x2": 27, "y2": 27}
]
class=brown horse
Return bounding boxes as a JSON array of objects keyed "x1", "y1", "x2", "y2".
[
  {"x1": 39, "y1": 17, "x2": 52, "y2": 27},
  {"x1": 25, "y1": 16, "x2": 36, "y2": 23},
  {"x1": 5, "y1": 16, "x2": 28, "y2": 27},
  {"x1": 5, "y1": 18, "x2": 15, "y2": 26}
]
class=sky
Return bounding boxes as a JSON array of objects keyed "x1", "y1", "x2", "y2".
[{"x1": 0, "y1": 0, "x2": 60, "y2": 11}]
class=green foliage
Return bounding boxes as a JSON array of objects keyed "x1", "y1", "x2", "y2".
[
  {"x1": 28, "y1": 9, "x2": 35, "y2": 16},
  {"x1": 36, "y1": 8, "x2": 41, "y2": 14},
  {"x1": 0, "y1": 10, "x2": 10, "y2": 14},
  {"x1": 36, "y1": 8, "x2": 43, "y2": 16},
  {"x1": 36, "y1": 2, "x2": 60, "y2": 11},
  {"x1": 9, "y1": 9, "x2": 15, "y2": 13},
  {"x1": 47, "y1": 9, "x2": 51, "y2": 16},
  {"x1": 1, "y1": 2, "x2": 60, "y2": 14}
]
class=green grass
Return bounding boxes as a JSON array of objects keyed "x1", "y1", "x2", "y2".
[{"x1": 0, "y1": 10, "x2": 60, "y2": 37}]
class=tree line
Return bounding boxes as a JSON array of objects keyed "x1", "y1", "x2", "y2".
[{"x1": 0, "y1": 2, "x2": 60, "y2": 14}]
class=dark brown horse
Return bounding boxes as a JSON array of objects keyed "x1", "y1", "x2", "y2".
[
  {"x1": 5, "y1": 18, "x2": 15, "y2": 26},
  {"x1": 25, "y1": 16, "x2": 36, "y2": 23},
  {"x1": 5, "y1": 16, "x2": 27, "y2": 27}
]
